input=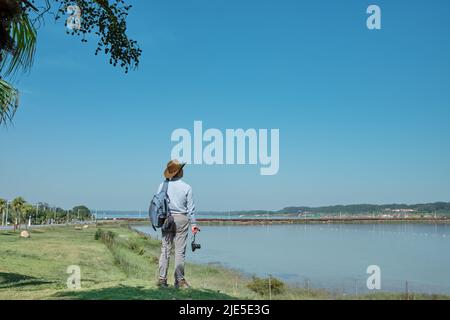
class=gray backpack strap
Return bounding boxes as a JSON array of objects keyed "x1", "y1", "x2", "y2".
[
  {"x1": 162, "y1": 179, "x2": 171, "y2": 211},
  {"x1": 162, "y1": 179, "x2": 170, "y2": 194}
]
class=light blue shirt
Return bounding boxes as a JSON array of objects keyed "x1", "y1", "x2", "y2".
[{"x1": 157, "y1": 178, "x2": 196, "y2": 224}]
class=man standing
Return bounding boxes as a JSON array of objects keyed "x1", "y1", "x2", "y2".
[{"x1": 157, "y1": 159, "x2": 200, "y2": 288}]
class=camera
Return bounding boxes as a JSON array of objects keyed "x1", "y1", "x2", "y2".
[{"x1": 191, "y1": 234, "x2": 201, "y2": 252}]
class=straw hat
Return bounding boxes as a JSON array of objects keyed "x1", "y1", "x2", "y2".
[{"x1": 164, "y1": 159, "x2": 186, "y2": 179}]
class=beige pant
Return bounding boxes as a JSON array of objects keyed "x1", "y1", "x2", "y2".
[{"x1": 158, "y1": 213, "x2": 190, "y2": 283}]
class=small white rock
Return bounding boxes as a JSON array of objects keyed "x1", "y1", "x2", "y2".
[{"x1": 20, "y1": 230, "x2": 31, "y2": 238}]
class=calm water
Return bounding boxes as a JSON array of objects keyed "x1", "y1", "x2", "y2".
[
  {"x1": 95, "y1": 211, "x2": 304, "y2": 220},
  {"x1": 135, "y1": 223, "x2": 450, "y2": 295}
]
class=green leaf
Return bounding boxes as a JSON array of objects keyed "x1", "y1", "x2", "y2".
[
  {"x1": 0, "y1": 12, "x2": 37, "y2": 77},
  {"x1": 0, "y1": 79, "x2": 19, "y2": 125}
]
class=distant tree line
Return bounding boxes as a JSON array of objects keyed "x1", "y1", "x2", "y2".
[
  {"x1": 201, "y1": 202, "x2": 450, "y2": 216},
  {"x1": 280, "y1": 202, "x2": 450, "y2": 215},
  {"x1": 0, "y1": 197, "x2": 93, "y2": 228}
]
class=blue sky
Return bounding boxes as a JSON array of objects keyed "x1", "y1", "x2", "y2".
[{"x1": 1, "y1": 0, "x2": 450, "y2": 211}]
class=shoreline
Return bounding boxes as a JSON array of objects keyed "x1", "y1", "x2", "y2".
[{"x1": 107, "y1": 217, "x2": 450, "y2": 226}]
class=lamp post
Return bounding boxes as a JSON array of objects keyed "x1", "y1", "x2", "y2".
[
  {"x1": 5, "y1": 201, "x2": 10, "y2": 226},
  {"x1": 35, "y1": 203, "x2": 39, "y2": 225}
]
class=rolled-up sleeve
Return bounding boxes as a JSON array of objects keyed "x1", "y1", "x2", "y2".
[{"x1": 186, "y1": 186, "x2": 196, "y2": 224}]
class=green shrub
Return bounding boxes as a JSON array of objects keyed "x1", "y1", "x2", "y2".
[
  {"x1": 246, "y1": 276, "x2": 285, "y2": 296},
  {"x1": 95, "y1": 229, "x2": 116, "y2": 246},
  {"x1": 103, "y1": 231, "x2": 116, "y2": 246},
  {"x1": 94, "y1": 229, "x2": 103, "y2": 240}
]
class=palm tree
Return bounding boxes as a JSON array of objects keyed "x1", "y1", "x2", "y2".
[
  {"x1": 11, "y1": 196, "x2": 26, "y2": 230},
  {"x1": 0, "y1": 0, "x2": 37, "y2": 125},
  {"x1": 0, "y1": 198, "x2": 6, "y2": 226}
]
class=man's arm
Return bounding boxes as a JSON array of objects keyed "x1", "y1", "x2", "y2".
[{"x1": 186, "y1": 186, "x2": 196, "y2": 225}]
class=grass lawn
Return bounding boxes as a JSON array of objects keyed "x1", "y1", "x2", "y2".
[
  {"x1": 0, "y1": 224, "x2": 448, "y2": 300},
  {"x1": 0, "y1": 224, "x2": 254, "y2": 300}
]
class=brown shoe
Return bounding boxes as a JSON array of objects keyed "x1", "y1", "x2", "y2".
[
  {"x1": 157, "y1": 278, "x2": 168, "y2": 288},
  {"x1": 175, "y1": 279, "x2": 190, "y2": 289}
]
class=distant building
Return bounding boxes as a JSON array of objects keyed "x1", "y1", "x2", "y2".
[{"x1": 384, "y1": 208, "x2": 416, "y2": 213}]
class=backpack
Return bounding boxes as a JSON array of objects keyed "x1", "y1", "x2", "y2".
[{"x1": 149, "y1": 179, "x2": 171, "y2": 231}]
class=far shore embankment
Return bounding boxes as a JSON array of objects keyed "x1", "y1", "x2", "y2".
[{"x1": 99, "y1": 217, "x2": 450, "y2": 225}]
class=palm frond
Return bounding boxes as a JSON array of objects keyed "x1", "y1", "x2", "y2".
[
  {"x1": 0, "y1": 79, "x2": 19, "y2": 125},
  {"x1": 0, "y1": 12, "x2": 37, "y2": 77}
]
